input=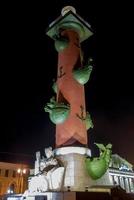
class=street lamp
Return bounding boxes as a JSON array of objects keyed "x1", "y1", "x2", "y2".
[
  {"x1": 7, "y1": 188, "x2": 13, "y2": 194},
  {"x1": 17, "y1": 168, "x2": 27, "y2": 174},
  {"x1": 17, "y1": 168, "x2": 27, "y2": 194}
]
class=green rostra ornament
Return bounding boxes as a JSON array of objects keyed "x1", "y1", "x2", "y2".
[
  {"x1": 52, "y1": 80, "x2": 57, "y2": 93},
  {"x1": 54, "y1": 36, "x2": 69, "y2": 52},
  {"x1": 85, "y1": 112, "x2": 93, "y2": 130},
  {"x1": 73, "y1": 64, "x2": 93, "y2": 85},
  {"x1": 44, "y1": 97, "x2": 70, "y2": 124},
  {"x1": 85, "y1": 143, "x2": 112, "y2": 180}
]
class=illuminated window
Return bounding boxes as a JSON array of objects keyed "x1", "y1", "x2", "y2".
[
  {"x1": 12, "y1": 170, "x2": 16, "y2": 178},
  {"x1": 5, "y1": 170, "x2": 9, "y2": 177}
]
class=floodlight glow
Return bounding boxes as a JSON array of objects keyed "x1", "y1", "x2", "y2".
[
  {"x1": 7, "y1": 189, "x2": 10, "y2": 194},
  {"x1": 17, "y1": 168, "x2": 21, "y2": 173},
  {"x1": 23, "y1": 169, "x2": 26, "y2": 174}
]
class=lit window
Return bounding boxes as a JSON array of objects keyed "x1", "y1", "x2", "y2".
[
  {"x1": 12, "y1": 170, "x2": 16, "y2": 178},
  {"x1": 5, "y1": 170, "x2": 9, "y2": 177}
]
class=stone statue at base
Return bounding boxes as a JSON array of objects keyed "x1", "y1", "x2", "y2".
[{"x1": 28, "y1": 147, "x2": 64, "y2": 193}]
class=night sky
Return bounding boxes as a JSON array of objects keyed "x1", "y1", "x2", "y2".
[{"x1": 0, "y1": 1, "x2": 134, "y2": 166}]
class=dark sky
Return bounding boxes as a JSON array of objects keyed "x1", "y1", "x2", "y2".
[{"x1": 0, "y1": 1, "x2": 134, "y2": 166}]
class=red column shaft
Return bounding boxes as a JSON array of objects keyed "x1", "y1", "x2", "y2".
[{"x1": 56, "y1": 30, "x2": 87, "y2": 147}]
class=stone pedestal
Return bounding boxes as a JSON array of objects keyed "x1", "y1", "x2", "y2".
[
  {"x1": 54, "y1": 147, "x2": 94, "y2": 191},
  {"x1": 25, "y1": 192, "x2": 76, "y2": 200},
  {"x1": 94, "y1": 170, "x2": 111, "y2": 186}
]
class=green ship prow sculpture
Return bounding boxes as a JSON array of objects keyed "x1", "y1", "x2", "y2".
[{"x1": 85, "y1": 143, "x2": 112, "y2": 180}]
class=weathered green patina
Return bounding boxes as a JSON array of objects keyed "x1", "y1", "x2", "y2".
[
  {"x1": 73, "y1": 64, "x2": 93, "y2": 85},
  {"x1": 44, "y1": 97, "x2": 70, "y2": 124},
  {"x1": 54, "y1": 37, "x2": 69, "y2": 52},
  {"x1": 85, "y1": 143, "x2": 112, "y2": 180},
  {"x1": 46, "y1": 11, "x2": 93, "y2": 43},
  {"x1": 85, "y1": 112, "x2": 93, "y2": 130},
  {"x1": 52, "y1": 80, "x2": 57, "y2": 93}
]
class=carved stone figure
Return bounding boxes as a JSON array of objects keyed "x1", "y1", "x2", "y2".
[
  {"x1": 34, "y1": 151, "x2": 41, "y2": 175},
  {"x1": 29, "y1": 147, "x2": 64, "y2": 193}
]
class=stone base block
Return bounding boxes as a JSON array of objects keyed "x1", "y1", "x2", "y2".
[{"x1": 54, "y1": 147, "x2": 94, "y2": 191}]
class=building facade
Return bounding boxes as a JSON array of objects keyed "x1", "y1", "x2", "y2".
[
  {"x1": 0, "y1": 162, "x2": 29, "y2": 196},
  {"x1": 108, "y1": 154, "x2": 134, "y2": 193}
]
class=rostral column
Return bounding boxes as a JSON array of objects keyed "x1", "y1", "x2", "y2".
[
  {"x1": 26, "y1": 6, "x2": 112, "y2": 196},
  {"x1": 45, "y1": 6, "x2": 112, "y2": 192},
  {"x1": 46, "y1": 6, "x2": 93, "y2": 148}
]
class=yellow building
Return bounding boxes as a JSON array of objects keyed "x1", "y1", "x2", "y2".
[{"x1": 0, "y1": 162, "x2": 29, "y2": 196}]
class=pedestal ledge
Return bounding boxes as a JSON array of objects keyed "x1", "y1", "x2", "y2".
[{"x1": 54, "y1": 146, "x2": 91, "y2": 156}]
